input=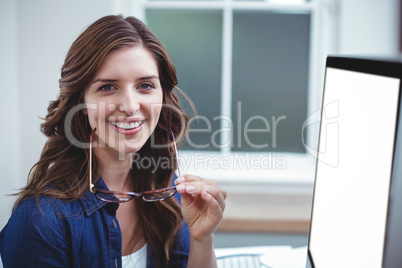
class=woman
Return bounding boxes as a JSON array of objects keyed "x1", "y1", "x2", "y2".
[{"x1": 0, "y1": 15, "x2": 226, "y2": 268}]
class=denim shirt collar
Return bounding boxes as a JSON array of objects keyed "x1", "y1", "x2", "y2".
[{"x1": 79, "y1": 177, "x2": 119, "y2": 216}]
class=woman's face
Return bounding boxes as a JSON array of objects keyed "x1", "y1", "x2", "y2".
[{"x1": 84, "y1": 46, "x2": 163, "y2": 158}]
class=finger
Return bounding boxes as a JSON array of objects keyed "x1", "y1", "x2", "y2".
[
  {"x1": 176, "y1": 180, "x2": 225, "y2": 201},
  {"x1": 175, "y1": 181, "x2": 211, "y2": 195},
  {"x1": 177, "y1": 183, "x2": 226, "y2": 212},
  {"x1": 200, "y1": 190, "x2": 224, "y2": 221},
  {"x1": 201, "y1": 185, "x2": 226, "y2": 212},
  {"x1": 174, "y1": 174, "x2": 204, "y2": 185},
  {"x1": 175, "y1": 179, "x2": 218, "y2": 191},
  {"x1": 176, "y1": 185, "x2": 195, "y2": 207},
  {"x1": 176, "y1": 184, "x2": 207, "y2": 207},
  {"x1": 176, "y1": 181, "x2": 224, "y2": 200}
]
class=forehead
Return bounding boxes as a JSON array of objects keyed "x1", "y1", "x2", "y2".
[{"x1": 94, "y1": 46, "x2": 159, "y2": 78}]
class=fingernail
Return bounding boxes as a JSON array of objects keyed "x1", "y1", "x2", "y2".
[
  {"x1": 176, "y1": 185, "x2": 185, "y2": 191},
  {"x1": 175, "y1": 177, "x2": 185, "y2": 185},
  {"x1": 186, "y1": 186, "x2": 196, "y2": 192}
]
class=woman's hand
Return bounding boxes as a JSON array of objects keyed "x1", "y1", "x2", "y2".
[{"x1": 175, "y1": 174, "x2": 227, "y2": 242}]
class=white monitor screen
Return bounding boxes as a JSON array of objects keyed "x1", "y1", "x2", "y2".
[{"x1": 308, "y1": 67, "x2": 400, "y2": 268}]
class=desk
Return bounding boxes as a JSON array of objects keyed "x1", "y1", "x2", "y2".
[
  {"x1": 215, "y1": 245, "x2": 307, "y2": 268},
  {"x1": 217, "y1": 191, "x2": 312, "y2": 233}
]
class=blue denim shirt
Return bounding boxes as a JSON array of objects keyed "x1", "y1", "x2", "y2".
[{"x1": 0, "y1": 178, "x2": 190, "y2": 267}]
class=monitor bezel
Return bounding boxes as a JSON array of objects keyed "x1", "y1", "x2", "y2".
[{"x1": 306, "y1": 56, "x2": 402, "y2": 268}]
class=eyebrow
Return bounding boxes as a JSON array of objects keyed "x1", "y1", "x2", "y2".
[
  {"x1": 138, "y1": 75, "x2": 159, "y2": 81},
  {"x1": 91, "y1": 75, "x2": 159, "y2": 84},
  {"x1": 91, "y1": 78, "x2": 117, "y2": 84}
]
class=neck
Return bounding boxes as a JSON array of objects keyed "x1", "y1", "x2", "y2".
[{"x1": 93, "y1": 146, "x2": 135, "y2": 191}]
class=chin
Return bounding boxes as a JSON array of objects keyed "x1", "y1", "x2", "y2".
[{"x1": 119, "y1": 142, "x2": 145, "y2": 154}]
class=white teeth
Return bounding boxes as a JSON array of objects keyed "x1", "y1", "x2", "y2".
[{"x1": 112, "y1": 121, "x2": 143, "y2": 130}]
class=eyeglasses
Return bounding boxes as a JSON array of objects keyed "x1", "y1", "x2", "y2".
[{"x1": 89, "y1": 127, "x2": 181, "y2": 203}]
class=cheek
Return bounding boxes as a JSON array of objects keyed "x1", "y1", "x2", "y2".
[
  {"x1": 148, "y1": 95, "x2": 163, "y2": 123},
  {"x1": 85, "y1": 102, "x2": 113, "y2": 129}
]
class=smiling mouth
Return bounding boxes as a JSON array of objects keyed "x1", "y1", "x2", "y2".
[{"x1": 110, "y1": 120, "x2": 145, "y2": 130}]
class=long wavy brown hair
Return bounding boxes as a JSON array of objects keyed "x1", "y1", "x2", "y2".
[{"x1": 15, "y1": 15, "x2": 191, "y2": 267}]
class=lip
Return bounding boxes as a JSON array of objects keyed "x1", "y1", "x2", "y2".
[{"x1": 109, "y1": 119, "x2": 146, "y2": 135}]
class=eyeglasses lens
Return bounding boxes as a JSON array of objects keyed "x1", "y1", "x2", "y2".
[
  {"x1": 142, "y1": 188, "x2": 177, "y2": 202},
  {"x1": 96, "y1": 192, "x2": 133, "y2": 203}
]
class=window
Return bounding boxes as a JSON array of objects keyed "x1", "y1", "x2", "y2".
[
  {"x1": 146, "y1": 9, "x2": 223, "y2": 152},
  {"x1": 123, "y1": 0, "x2": 330, "y2": 186}
]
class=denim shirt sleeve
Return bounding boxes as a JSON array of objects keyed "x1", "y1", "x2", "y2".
[{"x1": 0, "y1": 197, "x2": 70, "y2": 267}]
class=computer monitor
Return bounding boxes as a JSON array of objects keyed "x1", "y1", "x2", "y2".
[{"x1": 306, "y1": 56, "x2": 402, "y2": 268}]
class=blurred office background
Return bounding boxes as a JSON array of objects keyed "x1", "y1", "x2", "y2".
[{"x1": 0, "y1": 0, "x2": 400, "y2": 248}]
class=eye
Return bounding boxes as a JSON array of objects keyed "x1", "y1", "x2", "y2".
[
  {"x1": 138, "y1": 83, "x2": 155, "y2": 91},
  {"x1": 98, "y1": 84, "x2": 115, "y2": 92}
]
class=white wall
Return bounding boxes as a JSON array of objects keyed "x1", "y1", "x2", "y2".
[
  {"x1": 0, "y1": 0, "x2": 400, "y2": 230},
  {"x1": 338, "y1": 0, "x2": 400, "y2": 56},
  {"x1": 0, "y1": 0, "x2": 20, "y2": 229}
]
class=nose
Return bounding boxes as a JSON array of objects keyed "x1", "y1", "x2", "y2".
[{"x1": 118, "y1": 89, "x2": 139, "y2": 116}]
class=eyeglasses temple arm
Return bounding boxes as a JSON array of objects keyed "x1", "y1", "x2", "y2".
[
  {"x1": 171, "y1": 131, "x2": 181, "y2": 177},
  {"x1": 89, "y1": 128, "x2": 96, "y2": 193}
]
